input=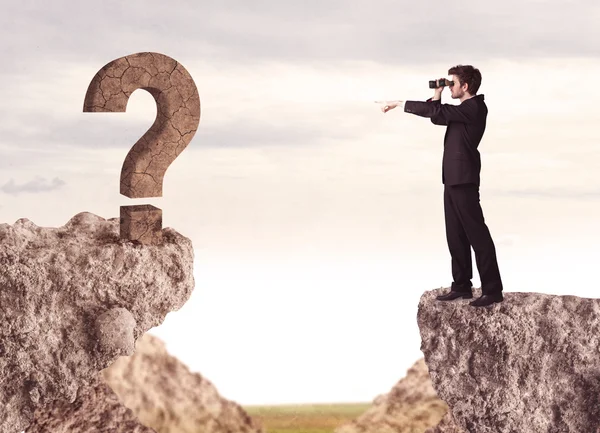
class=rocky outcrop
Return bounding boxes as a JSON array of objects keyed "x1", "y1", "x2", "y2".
[
  {"x1": 26, "y1": 376, "x2": 156, "y2": 433},
  {"x1": 0, "y1": 212, "x2": 195, "y2": 433},
  {"x1": 424, "y1": 411, "x2": 464, "y2": 433},
  {"x1": 28, "y1": 334, "x2": 263, "y2": 433},
  {"x1": 418, "y1": 287, "x2": 600, "y2": 433},
  {"x1": 101, "y1": 333, "x2": 265, "y2": 433},
  {"x1": 334, "y1": 358, "x2": 448, "y2": 433}
]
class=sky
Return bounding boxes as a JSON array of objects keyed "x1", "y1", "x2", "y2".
[{"x1": 1, "y1": 0, "x2": 599, "y2": 406}]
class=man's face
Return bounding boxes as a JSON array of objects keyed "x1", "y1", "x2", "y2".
[{"x1": 448, "y1": 75, "x2": 467, "y2": 99}]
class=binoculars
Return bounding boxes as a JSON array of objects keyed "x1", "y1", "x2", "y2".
[{"x1": 428, "y1": 78, "x2": 454, "y2": 89}]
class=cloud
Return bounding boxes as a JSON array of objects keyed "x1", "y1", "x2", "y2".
[
  {"x1": 1, "y1": 0, "x2": 599, "y2": 71},
  {"x1": 0, "y1": 176, "x2": 66, "y2": 196},
  {"x1": 1, "y1": 1, "x2": 598, "y2": 200}
]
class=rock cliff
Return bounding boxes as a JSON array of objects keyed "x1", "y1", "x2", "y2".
[
  {"x1": 0, "y1": 212, "x2": 194, "y2": 433},
  {"x1": 102, "y1": 333, "x2": 265, "y2": 433},
  {"x1": 29, "y1": 334, "x2": 264, "y2": 433},
  {"x1": 418, "y1": 287, "x2": 600, "y2": 433},
  {"x1": 25, "y1": 375, "x2": 156, "y2": 433},
  {"x1": 334, "y1": 358, "x2": 447, "y2": 433}
]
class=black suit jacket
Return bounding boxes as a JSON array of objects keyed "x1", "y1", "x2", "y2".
[{"x1": 403, "y1": 94, "x2": 487, "y2": 186}]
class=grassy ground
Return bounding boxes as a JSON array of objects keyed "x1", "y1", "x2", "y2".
[{"x1": 244, "y1": 402, "x2": 371, "y2": 433}]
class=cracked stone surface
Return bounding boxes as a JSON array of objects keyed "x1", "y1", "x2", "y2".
[
  {"x1": 418, "y1": 287, "x2": 600, "y2": 433},
  {"x1": 335, "y1": 358, "x2": 448, "y2": 433},
  {"x1": 83, "y1": 51, "x2": 201, "y2": 199},
  {"x1": 100, "y1": 333, "x2": 265, "y2": 433},
  {"x1": 83, "y1": 51, "x2": 201, "y2": 244},
  {"x1": 0, "y1": 212, "x2": 194, "y2": 433},
  {"x1": 25, "y1": 375, "x2": 156, "y2": 433}
]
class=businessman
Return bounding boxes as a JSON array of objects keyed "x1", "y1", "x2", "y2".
[{"x1": 381, "y1": 65, "x2": 503, "y2": 307}]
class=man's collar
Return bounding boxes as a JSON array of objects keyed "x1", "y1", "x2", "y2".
[{"x1": 465, "y1": 94, "x2": 484, "y2": 101}]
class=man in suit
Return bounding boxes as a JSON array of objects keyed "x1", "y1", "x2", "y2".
[{"x1": 380, "y1": 65, "x2": 503, "y2": 307}]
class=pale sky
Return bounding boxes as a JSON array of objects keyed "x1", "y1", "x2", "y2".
[{"x1": 2, "y1": 1, "x2": 599, "y2": 405}]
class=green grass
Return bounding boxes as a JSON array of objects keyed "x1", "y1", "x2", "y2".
[{"x1": 244, "y1": 402, "x2": 371, "y2": 433}]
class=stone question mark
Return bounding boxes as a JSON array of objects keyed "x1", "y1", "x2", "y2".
[{"x1": 83, "y1": 52, "x2": 201, "y2": 245}]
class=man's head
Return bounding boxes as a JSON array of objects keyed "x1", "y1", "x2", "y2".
[{"x1": 447, "y1": 65, "x2": 482, "y2": 101}]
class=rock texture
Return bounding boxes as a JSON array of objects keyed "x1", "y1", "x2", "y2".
[
  {"x1": 334, "y1": 358, "x2": 448, "y2": 433},
  {"x1": 418, "y1": 287, "x2": 600, "y2": 433},
  {"x1": 26, "y1": 376, "x2": 156, "y2": 433},
  {"x1": 100, "y1": 333, "x2": 265, "y2": 433},
  {"x1": 424, "y1": 412, "x2": 464, "y2": 433},
  {"x1": 0, "y1": 212, "x2": 194, "y2": 433},
  {"x1": 83, "y1": 51, "x2": 202, "y2": 244},
  {"x1": 83, "y1": 51, "x2": 201, "y2": 199}
]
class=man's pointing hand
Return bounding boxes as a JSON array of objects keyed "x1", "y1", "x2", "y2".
[{"x1": 375, "y1": 100, "x2": 404, "y2": 113}]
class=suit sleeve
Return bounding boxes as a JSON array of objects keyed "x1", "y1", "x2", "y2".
[
  {"x1": 425, "y1": 97, "x2": 447, "y2": 126},
  {"x1": 404, "y1": 97, "x2": 476, "y2": 124}
]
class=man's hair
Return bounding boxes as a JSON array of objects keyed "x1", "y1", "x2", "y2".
[{"x1": 448, "y1": 65, "x2": 482, "y2": 94}]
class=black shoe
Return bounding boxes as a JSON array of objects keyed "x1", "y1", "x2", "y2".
[
  {"x1": 469, "y1": 292, "x2": 503, "y2": 307},
  {"x1": 436, "y1": 290, "x2": 473, "y2": 301}
]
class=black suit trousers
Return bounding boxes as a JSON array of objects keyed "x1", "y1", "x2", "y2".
[{"x1": 444, "y1": 183, "x2": 503, "y2": 294}]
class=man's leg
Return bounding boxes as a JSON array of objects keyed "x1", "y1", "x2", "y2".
[
  {"x1": 447, "y1": 183, "x2": 503, "y2": 295},
  {"x1": 444, "y1": 184, "x2": 473, "y2": 292}
]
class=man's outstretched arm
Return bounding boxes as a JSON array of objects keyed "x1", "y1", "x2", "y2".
[
  {"x1": 404, "y1": 93, "x2": 478, "y2": 124},
  {"x1": 377, "y1": 88, "x2": 447, "y2": 125}
]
